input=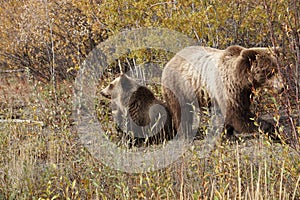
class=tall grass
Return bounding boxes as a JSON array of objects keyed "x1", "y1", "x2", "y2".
[
  {"x1": 0, "y1": 77, "x2": 299, "y2": 199},
  {"x1": 0, "y1": 0, "x2": 299, "y2": 199}
]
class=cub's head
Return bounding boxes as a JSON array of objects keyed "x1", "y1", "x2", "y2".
[
  {"x1": 237, "y1": 47, "x2": 284, "y2": 93},
  {"x1": 100, "y1": 73, "x2": 139, "y2": 100},
  {"x1": 100, "y1": 73, "x2": 140, "y2": 115}
]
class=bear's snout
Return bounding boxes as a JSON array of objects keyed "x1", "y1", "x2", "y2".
[
  {"x1": 100, "y1": 88, "x2": 111, "y2": 99},
  {"x1": 265, "y1": 74, "x2": 284, "y2": 94},
  {"x1": 276, "y1": 85, "x2": 285, "y2": 94},
  {"x1": 271, "y1": 75, "x2": 284, "y2": 94}
]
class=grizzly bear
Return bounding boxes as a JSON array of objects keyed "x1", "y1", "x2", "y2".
[
  {"x1": 100, "y1": 73, "x2": 174, "y2": 146},
  {"x1": 162, "y1": 45, "x2": 283, "y2": 138}
]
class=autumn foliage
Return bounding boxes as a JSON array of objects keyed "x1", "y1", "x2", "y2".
[{"x1": 0, "y1": 0, "x2": 299, "y2": 199}]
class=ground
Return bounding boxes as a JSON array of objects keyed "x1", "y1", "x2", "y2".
[{"x1": 0, "y1": 74, "x2": 299, "y2": 199}]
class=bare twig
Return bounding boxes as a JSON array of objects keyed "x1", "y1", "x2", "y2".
[
  {"x1": 263, "y1": 0, "x2": 299, "y2": 150},
  {"x1": 44, "y1": 0, "x2": 58, "y2": 106},
  {"x1": 0, "y1": 69, "x2": 25, "y2": 73},
  {"x1": 0, "y1": 119, "x2": 44, "y2": 126}
]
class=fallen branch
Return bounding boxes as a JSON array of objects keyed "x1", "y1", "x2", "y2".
[
  {"x1": 0, "y1": 119, "x2": 44, "y2": 126},
  {"x1": 0, "y1": 69, "x2": 25, "y2": 73}
]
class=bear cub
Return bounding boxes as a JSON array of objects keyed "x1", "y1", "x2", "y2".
[{"x1": 100, "y1": 73, "x2": 174, "y2": 146}]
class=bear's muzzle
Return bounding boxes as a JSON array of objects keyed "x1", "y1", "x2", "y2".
[
  {"x1": 100, "y1": 88, "x2": 112, "y2": 99},
  {"x1": 267, "y1": 74, "x2": 284, "y2": 94}
]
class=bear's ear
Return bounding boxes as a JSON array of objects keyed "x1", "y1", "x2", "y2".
[
  {"x1": 240, "y1": 49, "x2": 259, "y2": 62},
  {"x1": 120, "y1": 73, "x2": 129, "y2": 85},
  {"x1": 120, "y1": 74, "x2": 134, "y2": 90},
  {"x1": 241, "y1": 47, "x2": 280, "y2": 59},
  {"x1": 237, "y1": 49, "x2": 258, "y2": 72},
  {"x1": 239, "y1": 49, "x2": 267, "y2": 71},
  {"x1": 225, "y1": 45, "x2": 244, "y2": 57},
  {"x1": 240, "y1": 48, "x2": 278, "y2": 70},
  {"x1": 236, "y1": 49, "x2": 260, "y2": 83}
]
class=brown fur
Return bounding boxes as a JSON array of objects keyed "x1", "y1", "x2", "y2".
[
  {"x1": 101, "y1": 74, "x2": 175, "y2": 146},
  {"x1": 162, "y1": 45, "x2": 283, "y2": 138},
  {"x1": 128, "y1": 86, "x2": 174, "y2": 144}
]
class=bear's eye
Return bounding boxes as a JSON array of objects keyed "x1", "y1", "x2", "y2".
[
  {"x1": 109, "y1": 83, "x2": 114, "y2": 90},
  {"x1": 271, "y1": 68, "x2": 275, "y2": 74},
  {"x1": 265, "y1": 69, "x2": 276, "y2": 78}
]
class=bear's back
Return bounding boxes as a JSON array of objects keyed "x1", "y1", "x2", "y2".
[
  {"x1": 164, "y1": 46, "x2": 224, "y2": 99},
  {"x1": 176, "y1": 46, "x2": 223, "y2": 65}
]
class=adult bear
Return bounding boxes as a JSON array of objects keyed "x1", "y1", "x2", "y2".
[{"x1": 162, "y1": 45, "x2": 283, "y2": 138}]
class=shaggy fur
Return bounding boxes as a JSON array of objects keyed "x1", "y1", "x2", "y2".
[
  {"x1": 162, "y1": 45, "x2": 283, "y2": 136},
  {"x1": 101, "y1": 74, "x2": 174, "y2": 146}
]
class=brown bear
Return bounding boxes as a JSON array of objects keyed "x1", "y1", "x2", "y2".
[
  {"x1": 162, "y1": 45, "x2": 283, "y2": 138},
  {"x1": 100, "y1": 73, "x2": 174, "y2": 146}
]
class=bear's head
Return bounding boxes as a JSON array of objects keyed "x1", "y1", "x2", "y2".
[
  {"x1": 237, "y1": 47, "x2": 284, "y2": 93},
  {"x1": 100, "y1": 74, "x2": 171, "y2": 141},
  {"x1": 101, "y1": 73, "x2": 138, "y2": 99},
  {"x1": 100, "y1": 73, "x2": 140, "y2": 115}
]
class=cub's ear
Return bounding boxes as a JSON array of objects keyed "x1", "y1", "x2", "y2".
[
  {"x1": 120, "y1": 74, "x2": 134, "y2": 90},
  {"x1": 120, "y1": 73, "x2": 130, "y2": 85}
]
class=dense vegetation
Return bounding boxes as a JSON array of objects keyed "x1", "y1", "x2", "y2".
[{"x1": 0, "y1": 0, "x2": 299, "y2": 199}]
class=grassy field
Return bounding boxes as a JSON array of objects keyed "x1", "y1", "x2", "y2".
[
  {"x1": 1, "y1": 0, "x2": 299, "y2": 199},
  {"x1": 0, "y1": 75, "x2": 299, "y2": 200}
]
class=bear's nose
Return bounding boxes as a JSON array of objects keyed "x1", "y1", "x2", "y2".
[
  {"x1": 271, "y1": 75, "x2": 285, "y2": 94},
  {"x1": 274, "y1": 80, "x2": 285, "y2": 94},
  {"x1": 277, "y1": 86, "x2": 284, "y2": 94},
  {"x1": 100, "y1": 91, "x2": 111, "y2": 99}
]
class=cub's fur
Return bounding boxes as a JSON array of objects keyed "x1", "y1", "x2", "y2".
[{"x1": 101, "y1": 74, "x2": 174, "y2": 146}]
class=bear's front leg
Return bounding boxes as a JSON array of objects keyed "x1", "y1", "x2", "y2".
[
  {"x1": 256, "y1": 117, "x2": 282, "y2": 141},
  {"x1": 225, "y1": 111, "x2": 280, "y2": 141},
  {"x1": 224, "y1": 108, "x2": 256, "y2": 134}
]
